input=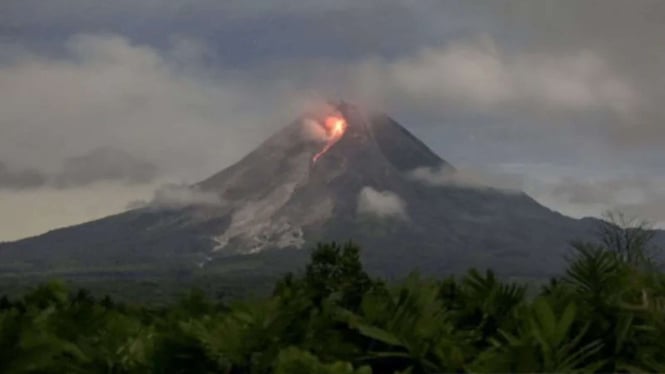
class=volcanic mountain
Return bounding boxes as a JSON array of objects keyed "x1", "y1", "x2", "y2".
[{"x1": 1, "y1": 102, "x2": 662, "y2": 282}]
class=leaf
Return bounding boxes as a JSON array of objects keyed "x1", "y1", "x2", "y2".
[
  {"x1": 614, "y1": 314, "x2": 634, "y2": 353},
  {"x1": 274, "y1": 347, "x2": 372, "y2": 374},
  {"x1": 353, "y1": 322, "x2": 403, "y2": 347},
  {"x1": 532, "y1": 298, "x2": 557, "y2": 339},
  {"x1": 553, "y1": 302, "x2": 576, "y2": 347}
]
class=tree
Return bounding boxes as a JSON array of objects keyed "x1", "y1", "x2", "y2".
[
  {"x1": 470, "y1": 298, "x2": 603, "y2": 373},
  {"x1": 337, "y1": 274, "x2": 472, "y2": 373},
  {"x1": 597, "y1": 210, "x2": 657, "y2": 268},
  {"x1": 276, "y1": 242, "x2": 375, "y2": 310}
]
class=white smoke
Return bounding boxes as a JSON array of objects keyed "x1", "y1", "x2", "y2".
[
  {"x1": 299, "y1": 100, "x2": 343, "y2": 143},
  {"x1": 357, "y1": 186, "x2": 407, "y2": 219},
  {"x1": 300, "y1": 118, "x2": 328, "y2": 142}
]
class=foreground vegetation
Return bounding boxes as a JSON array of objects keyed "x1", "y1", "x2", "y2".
[{"x1": 1, "y1": 225, "x2": 664, "y2": 373}]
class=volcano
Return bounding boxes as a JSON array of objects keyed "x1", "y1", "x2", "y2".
[{"x1": 1, "y1": 102, "x2": 661, "y2": 284}]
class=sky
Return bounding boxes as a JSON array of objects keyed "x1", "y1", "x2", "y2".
[{"x1": 1, "y1": 0, "x2": 665, "y2": 241}]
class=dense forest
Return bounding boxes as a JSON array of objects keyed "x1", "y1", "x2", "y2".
[{"x1": 1, "y1": 222, "x2": 664, "y2": 373}]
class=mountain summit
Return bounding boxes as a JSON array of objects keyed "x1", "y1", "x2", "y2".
[
  {"x1": 0, "y1": 102, "x2": 638, "y2": 280},
  {"x1": 194, "y1": 102, "x2": 453, "y2": 257}
]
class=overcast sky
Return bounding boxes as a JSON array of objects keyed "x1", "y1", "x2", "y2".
[{"x1": 1, "y1": 0, "x2": 665, "y2": 241}]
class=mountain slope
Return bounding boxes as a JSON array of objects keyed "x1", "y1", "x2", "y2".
[{"x1": 0, "y1": 102, "x2": 660, "y2": 280}]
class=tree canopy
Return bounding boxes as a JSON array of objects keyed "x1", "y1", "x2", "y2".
[{"x1": 0, "y1": 236, "x2": 664, "y2": 373}]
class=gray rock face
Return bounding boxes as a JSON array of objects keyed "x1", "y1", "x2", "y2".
[{"x1": 0, "y1": 102, "x2": 660, "y2": 279}]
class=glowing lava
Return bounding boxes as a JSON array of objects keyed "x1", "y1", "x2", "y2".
[{"x1": 312, "y1": 115, "x2": 348, "y2": 163}]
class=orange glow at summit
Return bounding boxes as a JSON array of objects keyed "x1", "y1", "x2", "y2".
[{"x1": 312, "y1": 115, "x2": 348, "y2": 163}]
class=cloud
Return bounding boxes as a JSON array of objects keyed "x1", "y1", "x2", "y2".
[
  {"x1": 409, "y1": 165, "x2": 523, "y2": 192},
  {"x1": 3, "y1": 0, "x2": 665, "y2": 240},
  {"x1": 548, "y1": 177, "x2": 651, "y2": 206},
  {"x1": 464, "y1": 1, "x2": 665, "y2": 146},
  {"x1": 140, "y1": 183, "x2": 223, "y2": 210},
  {"x1": 0, "y1": 162, "x2": 47, "y2": 189},
  {"x1": 0, "y1": 34, "x2": 303, "y2": 183},
  {"x1": 55, "y1": 147, "x2": 158, "y2": 187},
  {"x1": 250, "y1": 37, "x2": 642, "y2": 152},
  {"x1": 616, "y1": 197, "x2": 665, "y2": 229},
  {"x1": 347, "y1": 39, "x2": 637, "y2": 122},
  {"x1": 408, "y1": 161, "x2": 665, "y2": 229},
  {"x1": 0, "y1": 0, "x2": 437, "y2": 66},
  {"x1": 357, "y1": 187, "x2": 407, "y2": 220},
  {"x1": 3, "y1": 1, "x2": 665, "y2": 146},
  {"x1": 540, "y1": 176, "x2": 665, "y2": 227},
  {"x1": 0, "y1": 34, "x2": 308, "y2": 239},
  {"x1": 0, "y1": 147, "x2": 159, "y2": 190},
  {"x1": 0, "y1": 30, "x2": 657, "y2": 183},
  {"x1": 488, "y1": 162, "x2": 665, "y2": 228}
]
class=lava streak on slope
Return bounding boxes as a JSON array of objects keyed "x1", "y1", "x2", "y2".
[{"x1": 312, "y1": 114, "x2": 348, "y2": 163}]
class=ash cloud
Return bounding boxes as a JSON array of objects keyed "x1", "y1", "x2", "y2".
[{"x1": 357, "y1": 187, "x2": 407, "y2": 220}]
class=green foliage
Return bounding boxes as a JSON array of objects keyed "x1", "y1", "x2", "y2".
[
  {"x1": 277, "y1": 241, "x2": 374, "y2": 309},
  {"x1": 338, "y1": 274, "x2": 472, "y2": 373},
  {"x1": 471, "y1": 298, "x2": 604, "y2": 373},
  {"x1": 0, "y1": 234, "x2": 663, "y2": 373},
  {"x1": 274, "y1": 347, "x2": 371, "y2": 374}
]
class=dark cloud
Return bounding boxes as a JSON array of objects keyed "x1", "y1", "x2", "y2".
[
  {"x1": 0, "y1": 0, "x2": 459, "y2": 65},
  {"x1": 0, "y1": 147, "x2": 159, "y2": 190},
  {"x1": 55, "y1": 147, "x2": 158, "y2": 188},
  {"x1": 0, "y1": 162, "x2": 47, "y2": 189},
  {"x1": 3, "y1": 1, "x2": 664, "y2": 147}
]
